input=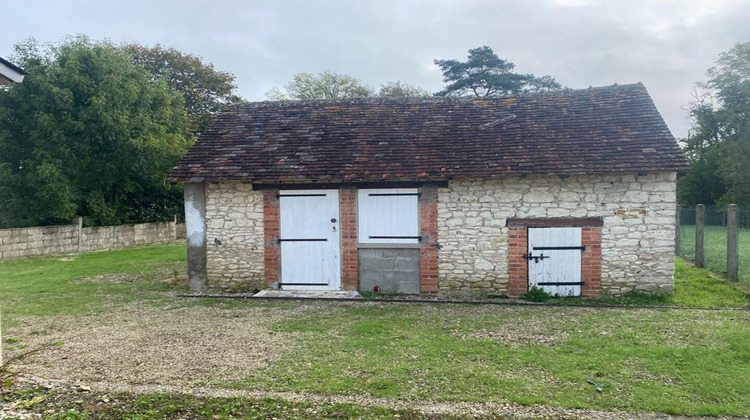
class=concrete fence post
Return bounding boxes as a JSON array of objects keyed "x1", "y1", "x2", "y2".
[
  {"x1": 173, "y1": 214, "x2": 178, "y2": 240},
  {"x1": 695, "y1": 204, "x2": 705, "y2": 268},
  {"x1": 74, "y1": 216, "x2": 83, "y2": 252},
  {"x1": 675, "y1": 205, "x2": 681, "y2": 256},
  {"x1": 727, "y1": 204, "x2": 739, "y2": 282}
]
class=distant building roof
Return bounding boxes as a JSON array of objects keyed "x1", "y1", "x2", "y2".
[
  {"x1": 0, "y1": 56, "x2": 25, "y2": 85},
  {"x1": 169, "y1": 83, "x2": 688, "y2": 184}
]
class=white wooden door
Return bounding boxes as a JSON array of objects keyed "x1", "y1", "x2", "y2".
[
  {"x1": 358, "y1": 188, "x2": 420, "y2": 244},
  {"x1": 279, "y1": 190, "x2": 341, "y2": 290},
  {"x1": 527, "y1": 227, "x2": 582, "y2": 296}
]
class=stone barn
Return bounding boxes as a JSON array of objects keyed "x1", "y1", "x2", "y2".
[{"x1": 169, "y1": 83, "x2": 688, "y2": 297}]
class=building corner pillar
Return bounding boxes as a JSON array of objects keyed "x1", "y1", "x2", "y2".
[{"x1": 184, "y1": 183, "x2": 208, "y2": 292}]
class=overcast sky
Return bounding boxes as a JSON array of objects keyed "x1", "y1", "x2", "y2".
[{"x1": 2, "y1": 0, "x2": 749, "y2": 138}]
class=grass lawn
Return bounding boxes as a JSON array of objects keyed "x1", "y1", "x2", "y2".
[
  {"x1": 0, "y1": 244, "x2": 187, "y2": 326},
  {"x1": 233, "y1": 297, "x2": 750, "y2": 416},
  {"x1": 678, "y1": 224, "x2": 750, "y2": 282},
  {"x1": 2, "y1": 244, "x2": 750, "y2": 417}
]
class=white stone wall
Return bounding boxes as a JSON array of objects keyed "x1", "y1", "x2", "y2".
[
  {"x1": 437, "y1": 173, "x2": 677, "y2": 296},
  {"x1": 205, "y1": 182, "x2": 265, "y2": 291}
]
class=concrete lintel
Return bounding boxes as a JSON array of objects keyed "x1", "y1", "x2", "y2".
[{"x1": 357, "y1": 243, "x2": 421, "y2": 249}]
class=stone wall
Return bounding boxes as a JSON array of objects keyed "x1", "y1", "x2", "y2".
[
  {"x1": 437, "y1": 173, "x2": 677, "y2": 296},
  {"x1": 204, "y1": 182, "x2": 265, "y2": 292},
  {"x1": 0, "y1": 221, "x2": 185, "y2": 261}
]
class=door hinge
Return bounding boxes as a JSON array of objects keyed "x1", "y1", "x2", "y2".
[
  {"x1": 369, "y1": 236, "x2": 422, "y2": 241},
  {"x1": 280, "y1": 283, "x2": 330, "y2": 286}
]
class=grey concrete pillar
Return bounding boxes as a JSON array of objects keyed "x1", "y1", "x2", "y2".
[
  {"x1": 74, "y1": 216, "x2": 83, "y2": 252},
  {"x1": 675, "y1": 206, "x2": 680, "y2": 256},
  {"x1": 184, "y1": 183, "x2": 208, "y2": 292},
  {"x1": 695, "y1": 204, "x2": 705, "y2": 268},
  {"x1": 727, "y1": 204, "x2": 739, "y2": 282}
]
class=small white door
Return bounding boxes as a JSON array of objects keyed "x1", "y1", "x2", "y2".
[
  {"x1": 279, "y1": 190, "x2": 341, "y2": 290},
  {"x1": 357, "y1": 188, "x2": 420, "y2": 244},
  {"x1": 527, "y1": 227, "x2": 582, "y2": 296}
]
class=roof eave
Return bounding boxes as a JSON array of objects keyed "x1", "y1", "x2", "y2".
[{"x1": 0, "y1": 57, "x2": 25, "y2": 84}]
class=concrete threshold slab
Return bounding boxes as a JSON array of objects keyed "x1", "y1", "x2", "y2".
[{"x1": 252, "y1": 290, "x2": 364, "y2": 300}]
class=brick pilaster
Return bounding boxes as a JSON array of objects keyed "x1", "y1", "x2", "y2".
[
  {"x1": 263, "y1": 189, "x2": 280, "y2": 287},
  {"x1": 581, "y1": 227, "x2": 602, "y2": 297},
  {"x1": 507, "y1": 227, "x2": 528, "y2": 298},
  {"x1": 419, "y1": 185, "x2": 439, "y2": 294},
  {"x1": 340, "y1": 187, "x2": 358, "y2": 290}
]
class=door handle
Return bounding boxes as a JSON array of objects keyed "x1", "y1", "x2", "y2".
[{"x1": 331, "y1": 218, "x2": 337, "y2": 223}]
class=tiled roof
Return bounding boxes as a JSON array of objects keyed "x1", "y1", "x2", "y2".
[
  {"x1": 0, "y1": 56, "x2": 26, "y2": 85},
  {"x1": 169, "y1": 83, "x2": 688, "y2": 183}
]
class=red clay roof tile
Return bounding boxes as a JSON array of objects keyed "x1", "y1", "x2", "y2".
[{"x1": 169, "y1": 83, "x2": 688, "y2": 183}]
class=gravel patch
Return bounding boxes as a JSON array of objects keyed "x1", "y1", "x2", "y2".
[
  {"x1": 5, "y1": 376, "x2": 744, "y2": 420},
  {"x1": 7, "y1": 303, "x2": 308, "y2": 386},
  {"x1": 73, "y1": 273, "x2": 143, "y2": 284}
]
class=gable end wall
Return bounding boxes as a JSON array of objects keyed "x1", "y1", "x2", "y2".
[{"x1": 437, "y1": 173, "x2": 676, "y2": 296}]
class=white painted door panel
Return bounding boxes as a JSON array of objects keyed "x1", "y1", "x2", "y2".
[
  {"x1": 527, "y1": 227, "x2": 582, "y2": 296},
  {"x1": 279, "y1": 190, "x2": 340, "y2": 290},
  {"x1": 358, "y1": 188, "x2": 419, "y2": 244}
]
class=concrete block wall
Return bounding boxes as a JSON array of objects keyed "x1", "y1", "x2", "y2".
[
  {"x1": 0, "y1": 220, "x2": 183, "y2": 261},
  {"x1": 0, "y1": 225, "x2": 79, "y2": 260},
  {"x1": 80, "y1": 222, "x2": 177, "y2": 252},
  {"x1": 358, "y1": 248, "x2": 420, "y2": 294},
  {"x1": 437, "y1": 172, "x2": 677, "y2": 296}
]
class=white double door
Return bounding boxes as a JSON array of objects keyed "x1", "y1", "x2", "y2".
[
  {"x1": 527, "y1": 227, "x2": 583, "y2": 296},
  {"x1": 279, "y1": 189, "x2": 341, "y2": 290}
]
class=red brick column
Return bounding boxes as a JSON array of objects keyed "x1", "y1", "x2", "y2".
[
  {"x1": 419, "y1": 186, "x2": 439, "y2": 294},
  {"x1": 507, "y1": 227, "x2": 528, "y2": 298},
  {"x1": 263, "y1": 189, "x2": 280, "y2": 287},
  {"x1": 581, "y1": 227, "x2": 602, "y2": 297},
  {"x1": 340, "y1": 187, "x2": 358, "y2": 290}
]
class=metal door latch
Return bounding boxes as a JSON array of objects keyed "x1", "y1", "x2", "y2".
[{"x1": 522, "y1": 253, "x2": 549, "y2": 263}]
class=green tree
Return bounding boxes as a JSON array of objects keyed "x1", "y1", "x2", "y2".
[
  {"x1": 434, "y1": 46, "x2": 562, "y2": 97},
  {"x1": 267, "y1": 72, "x2": 429, "y2": 100},
  {"x1": 125, "y1": 43, "x2": 241, "y2": 135},
  {"x1": 378, "y1": 81, "x2": 430, "y2": 98},
  {"x1": 678, "y1": 42, "x2": 750, "y2": 205},
  {"x1": 266, "y1": 71, "x2": 373, "y2": 100},
  {"x1": 0, "y1": 36, "x2": 192, "y2": 227}
]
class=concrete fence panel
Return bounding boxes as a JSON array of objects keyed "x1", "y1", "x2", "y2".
[{"x1": 0, "y1": 219, "x2": 184, "y2": 261}]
